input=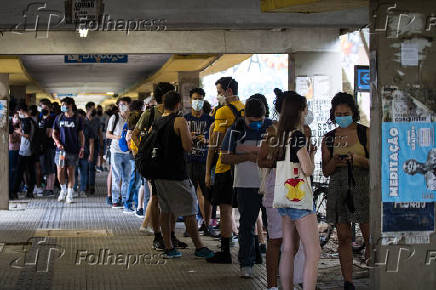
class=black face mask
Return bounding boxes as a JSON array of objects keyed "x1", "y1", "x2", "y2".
[
  {"x1": 91, "y1": 110, "x2": 97, "y2": 117},
  {"x1": 41, "y1": 109, "x2": 49, "y2": 116},
  {"x1": 97, "y1": 110, "x2": 103, "y2": 117}
]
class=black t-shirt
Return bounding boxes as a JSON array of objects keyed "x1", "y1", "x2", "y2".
[
  {"x1": 289, "y1": 130, "x2": 306, "y2": 162},
  {"x1": 38, "y1": 113, "x2": 55, "y2": 150}
]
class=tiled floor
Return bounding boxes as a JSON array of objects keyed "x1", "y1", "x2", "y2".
[{"x1": 0, "y1": 174, "x2": 369, "y2": 290}]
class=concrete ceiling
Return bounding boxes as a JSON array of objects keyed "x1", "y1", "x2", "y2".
[
  {"x1": 0, "y1": 0, "x2": 368, "y2": 31},
  {"x1": 20, "y1": 54, "x2": 172, "y2": 95}
]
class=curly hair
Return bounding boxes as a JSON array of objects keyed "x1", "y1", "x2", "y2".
[{"x1": 329, "y1": 92, "x2": 360, "y2": 124}]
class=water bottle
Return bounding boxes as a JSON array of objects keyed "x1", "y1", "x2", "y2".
[{"x1": 58, "y1": 150, "x2": 66, "y2": 168}]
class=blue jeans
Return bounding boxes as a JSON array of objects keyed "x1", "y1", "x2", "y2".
[
  {"x1": 78, "y1": 159, "x2": 89, "y2": 192},
  {"x1": 126, "y1": 159, "x2": 141, "y2": 209},
  {"x1": 111, "y1": 152, "x2": 132, "y2": 206},
  {"x1": 142, "y1": 177, "x2": 151, "y2": 211},
  {"x1": 9, "y1": 150, "x2": 19, "y2": 194},
  {"x1": 236, "y1": 187, "x2": 262, "y2": 267}
]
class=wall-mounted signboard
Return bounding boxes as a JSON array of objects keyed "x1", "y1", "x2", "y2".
[{"x1": 64, "y1": 55, "x2": 128, "y2": 64}]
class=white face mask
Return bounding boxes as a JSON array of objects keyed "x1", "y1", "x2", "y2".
[
  {"x1": 19, "y1": 113, "x2": 25, "y2": 119},
  {"x1": 305, "y1": 110, "x2": 314, "y2": 125},
  {"x1": 192, "y1": 100, "x2": 204, "y2": 111},
  {"x1": 13, "y1": 117, "x2": 19, "y2": 123},
  {"x1": 37, "y1": 106, "x2": 42, "y2": 112},
  {"x1": 217, "y1": 95, "x2": 226, "y2": 105},
  {"x1": 119, "y1": 104, "x2": 128, "y2": 112}
]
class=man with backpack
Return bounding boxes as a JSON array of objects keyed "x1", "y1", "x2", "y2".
[
  {"x1": 11, "y1": 103, "x2": 38, "y2": 199},
  {"x1": 205, "y1": 77, "x2": 245, "y2": 264},
  {"x1": 132, "y1": 82, "x2": 182, "y2": 251},
  {"x1": 53, "y1": 97, "x2": 85, "y2": 204},
  {"x1": 106, "y1": 97, "x2": 132, "y2": 212},
  {"x1": 141, "y1": 91, "x2": 214, "y2": 259}
]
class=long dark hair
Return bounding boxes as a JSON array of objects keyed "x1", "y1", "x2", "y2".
[{"x1": 276, "y1": 90, "x2": 307, "y2": 146}]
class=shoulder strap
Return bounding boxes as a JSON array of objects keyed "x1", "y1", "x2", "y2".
[
  {"x1": 357, "y1": 123, "x2": 369, "y2": 158},
  {"x1": 227, "y1": 103, "x2": 242, "y2": 119},
  {"x1": 111, "y1": 113, "x2": 119, "y2": 133},
  {"x1": 325, "y1": 129, "x2": 336, "y2": 157},
  {"x1": 147, "y1": 106, "x2": 156, "y2": 131}
]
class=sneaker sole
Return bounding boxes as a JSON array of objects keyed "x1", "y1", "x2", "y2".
[
  {"x1": 123, "y1": 211, "x2": 135, "y2": 214},
  {"x1": 135, "y1": 214, "x2": 145, "y2": 218}
]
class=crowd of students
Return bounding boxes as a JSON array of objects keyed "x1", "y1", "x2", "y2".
[{"x1": 8, "y1": 76, "x2": 370, "y2": 290}]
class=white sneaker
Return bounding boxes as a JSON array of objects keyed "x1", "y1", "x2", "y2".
[
  {"x1": 139, "y1": 226, "x2": 154, "y2": 236},
  {"x1": 79, "y1": 191, "x2": 87, "y2": 198},
  {"x1": 36, "y1": 187, "x2": 44, "y2": 195},
  {"x1": 58, "y1": 190, "x2": 66, "y2": 202},
  {"x1": 66, "y1": 195, "x2": 73, "y2": 204},
  {"x1": 240, "y1": 267, "x2": 252, "y2": 279}
]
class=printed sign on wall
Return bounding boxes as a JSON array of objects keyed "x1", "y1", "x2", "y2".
[{"x1": 382, "y1": 122, "x2": 436, "y2": 202}]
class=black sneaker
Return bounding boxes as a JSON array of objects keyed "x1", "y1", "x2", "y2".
[
  {"x1": 206, "y1": 251, "x2": 232, "y2": 264},
  {"x1": 172, "y1": 236, "x2": 188, "y2": 249},
  {"x1": 198, "y1": 223, "x2": 208, "y2": 232},
  {"x1": 112, "y1": 202, "x2": 123, "y2": 209},
  {"x1": 106, "y1": 196, "x2": 112, "y2": 205},
  {"x1": 43, "y1": 190, "x2": 55, "y2": 197},
  {"x1": 344, "y1": 281, "x2": 355, "y2": 290},
  {"x1": 153, "y1": 236, "x2": 165, "y2": 251},
  {"x1": 203, "y1": 226, "x2": 220, "y2": 238}
]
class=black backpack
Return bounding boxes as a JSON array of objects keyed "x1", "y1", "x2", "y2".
[
  {"x1": 324, "y1": 123, "x2": 369, "y2": 158},
  {"x1": 135, "y1": 113, "x2": 175, "y2": 180}
]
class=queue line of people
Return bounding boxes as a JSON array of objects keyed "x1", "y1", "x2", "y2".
[{"x1": 8, "y1": 76, "x2": 370, "y2": 290}]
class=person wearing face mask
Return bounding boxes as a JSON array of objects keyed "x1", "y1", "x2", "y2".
[
  {"x1": 12, "y1": 104, "x2": 39, "y2": 200},
  {"x1": 220, "y1": 98, "x2": 272, "y2": 278},
  {"x1": 183, "y1": 88, "x2": 216, "y2": 237},
  {"x1": 53, "y1": 97, "x2": 85, "y2": 204},
  {"x1": 106, "y1": 97, "x2": 133, "y2": 212},
  {"x1": 152, "y1": 91, "x2": 214, "y2": 259},
  {"x1": 85, "y1": 102, "x2": 102, "y2": 195},
  {"x1": 206, "y1": 77, "x2": 244, "y2": 264},
  {"x1": 321, "y1": 92, "x2": 370, "y2": 290},
  {"x1": 36, "y1": 99, "x2": 56, "y2": 197},
  {"x1": 9, "y1": 112, "x2": 21, "y2": 200}
]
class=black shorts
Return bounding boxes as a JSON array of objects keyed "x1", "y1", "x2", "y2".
[
  {"x1": 186, "y1": 162, "x2": 212, "y2": 202},
  {"x1": 150, "y1": 179, "x2": 158, "y2": 196},
  {"x1": 212, "y1": 170, "x2": 234, "y2": 206},
  {"x1": 40, "y1": 148, "x2": 56, "y2": 175}
]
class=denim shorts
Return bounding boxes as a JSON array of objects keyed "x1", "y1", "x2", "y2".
[{"x1": 278, "y1": 204, "x2": 316, "y2": 221}]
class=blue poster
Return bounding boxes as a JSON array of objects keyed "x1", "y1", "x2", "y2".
[
  {"x1": 382, "y1": 122, "x2": 436, "y2": 202},
  {"x1": 383, "y1": 202, "x2": 434, "y2": 232}
]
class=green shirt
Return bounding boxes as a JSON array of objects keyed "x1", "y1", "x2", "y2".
[{"x1": 135, "y1": 105, "x2": 163, "y2": 131}]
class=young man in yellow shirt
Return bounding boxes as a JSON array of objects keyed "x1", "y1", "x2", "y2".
[{"x1": 205, "y1": 77, "x2": 244, "y2": 264}]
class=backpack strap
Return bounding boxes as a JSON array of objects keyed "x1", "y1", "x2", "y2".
[
  {"x1": 147, "y1": 106, "x2": 156, "y2": 131},
  {"x1": 226, "y1": 103, "x2": 243, "y2": 119},
  {"x1": 324, "y1": 129, "x2": 336, "y2": 158},
  {"x1": 110, "y1": 113, "x2": 119, "y2": 134},
  {"x1": 357, "y1": 123, "x2": 369, "y2": 158}
]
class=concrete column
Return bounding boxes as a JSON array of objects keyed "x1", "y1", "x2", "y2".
[
  {"x1": 370, "y1": 1, "x2": 436, "y2": 289},
  {"x1": 178, "y1": 71, "x2": 200, "y2": 114},
  {"x1": 0, "y1": 74, "x2": 9, "y2": 210},
  {"x1": 293, "y1": 51, "x2": 342, "y2": 146},
  {"x1": 9, "y1": 85, "x2": 26, "y2": 105}
]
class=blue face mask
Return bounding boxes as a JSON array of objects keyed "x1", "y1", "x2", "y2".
[
  {"x1": 61, "y1": 105, "x2": 68, "y2": 113},
  {"x1": 336, "y1": 116, "x2": 353, "y2": 128},
  {"x1": 248, "y1": 121, "x2": 263, "y2": 131}
]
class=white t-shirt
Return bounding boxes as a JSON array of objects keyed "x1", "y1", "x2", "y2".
[{"x1": 107, "y1": 113, "x2": 129, "y2": 154}]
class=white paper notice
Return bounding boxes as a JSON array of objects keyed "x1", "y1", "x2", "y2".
[{"x1": 401, "y1": 43, "x2": 419, "y2": 66}]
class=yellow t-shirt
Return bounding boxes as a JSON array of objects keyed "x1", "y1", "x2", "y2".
[{"x1": 214, "y1": 100, "x2": 245, "y2": 174}]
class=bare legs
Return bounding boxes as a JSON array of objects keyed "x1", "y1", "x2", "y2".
[{"x1": 280, "y1": 214, "x2": 320, "y2": 290}]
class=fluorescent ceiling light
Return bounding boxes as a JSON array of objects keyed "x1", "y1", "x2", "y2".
[
  {"x1": 106, "y1": 92, "x2": 115, "y2": 95},
  {"x1": 78, "y1": 28, "x2": 89, "y2": 38}
]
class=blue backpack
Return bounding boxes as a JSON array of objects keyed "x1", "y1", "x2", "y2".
[{"x1": 118, "y1": 122, "x2": 130, "y2": 152}]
